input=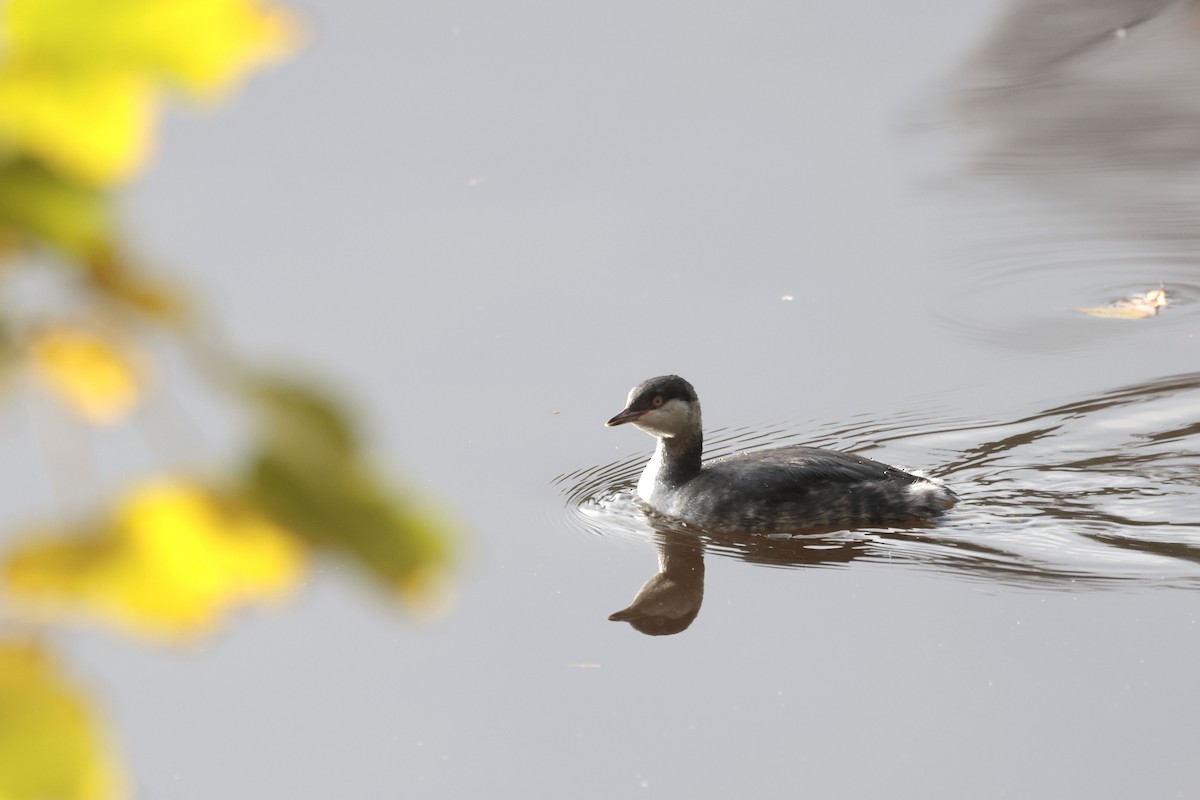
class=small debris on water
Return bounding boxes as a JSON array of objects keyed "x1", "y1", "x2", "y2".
[
  {"x1": 781, "y1": 295, "x2": 794, "y2": 302},
  {"x1": 1076, "y1": 282, "x2": 1167, "y2": 319}
]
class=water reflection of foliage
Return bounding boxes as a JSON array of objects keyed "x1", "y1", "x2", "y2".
[
  {"x1": 0, "y1": 2, "x2": 455, "y2": 796},
  {"x1": 573, "y1": 373, "x2": 1200, "y2": 636}
]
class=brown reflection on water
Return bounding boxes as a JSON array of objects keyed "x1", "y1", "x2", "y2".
[
  {"x1": 608, "y1": 531, "x2": 705, "y2": 636},
  {"x1": 568, "y1": 372, "x2": 1200, "y2": 635},
  {"x1": 607, "y1": 521, "x2": 869, "y2": 636}
]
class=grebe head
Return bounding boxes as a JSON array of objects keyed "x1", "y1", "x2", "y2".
[{"x1": 606, "y1": 375, "x2": 700, "y2": 439}]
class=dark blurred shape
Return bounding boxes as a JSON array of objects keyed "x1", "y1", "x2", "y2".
[
  {"x1": 951, "y1": 0, "x2": 1200, "y2": 174},
  {"x1": 933, "y1": 0, "x2": 1200, "y2": 347}
]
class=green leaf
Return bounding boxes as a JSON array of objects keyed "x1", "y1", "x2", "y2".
[
  {"x1": 0, "y1": 159, "x2": 109, "y2": 256},
  {"x1": 241, "y1": 374, "x2": 455, "y2": 598},
  {"x1": 246, "y1": 449, "x2": 453, "y2": 595},
  {"x1": 247, "y1": 375, "x2": 358, "y2": 463}
]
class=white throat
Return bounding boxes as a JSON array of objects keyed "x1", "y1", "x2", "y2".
[{"x1": 637, "y1": 443, "x2": 665, "y2": 503}]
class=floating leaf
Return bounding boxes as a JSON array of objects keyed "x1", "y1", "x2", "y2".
[
  {"x1": 1077, "y1": 283, "x2": 1168, "y2": 319},
  {"x1": 4, "y1": 479, "x2": 305, "y2": 640},
  {"x1": 0, "y1": 639, "x2": 124, "y2": 800},
  {"x1": 0, "y1": 0, "x2": 297, "y2": 184},
  {"x1": 27, "y1": 325, "x2": 146, "y2": 425}
]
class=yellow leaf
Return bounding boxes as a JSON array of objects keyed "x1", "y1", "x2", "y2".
[
  {"x1": 0, "y1": 640, "x2": 124, "y2": 800},
  {"x1": 0, "y1": 68, "x2": 154, "y2": 185},
  {"x1": 130, "y1": 0, "x2": 297, "y2": 94},
  {"x1": 2, "y1": 0, "x2": 296, "y2": 93},
  {"x1": 28, "y1": 326, "x2": 146, "y2": 425},
  {"x1": 0, "y1": 0, "x2": 297, "y2": 183},
  {"x1": 4, "y1": 480, "x2": 306, "y2": 640}
]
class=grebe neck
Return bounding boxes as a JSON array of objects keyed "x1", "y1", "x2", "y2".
[
  {"x1": 638, "y1": 429, "x2": 703, "y2": 503},
  {"x1": 655, "y1": 430, "x2": 703, "y2": 485}
]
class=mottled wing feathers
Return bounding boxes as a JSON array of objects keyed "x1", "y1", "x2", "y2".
[{"x1": 703, "y1": 446, "x2": 919, "y2": 488}]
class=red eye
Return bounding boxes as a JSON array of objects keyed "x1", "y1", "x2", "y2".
[{"x1": 651, "y1": 395, "x2": 664, "y2": 408}]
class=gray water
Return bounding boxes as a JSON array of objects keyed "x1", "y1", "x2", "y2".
[{"x1": 23, "y1": 0, "x2": 1200, "y2": 796}]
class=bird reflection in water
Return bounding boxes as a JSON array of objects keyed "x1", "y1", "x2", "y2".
[
  {"x1": 608, "y1": 515, "x2": 926, "y2": 636},
  {"x1": 607, "y1": 527, "x2": 704, "y2": 636}
]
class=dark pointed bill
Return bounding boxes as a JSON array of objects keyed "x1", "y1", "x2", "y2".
[{"x1": 605, "y1": 407, "x2": 645, "y2": 427}]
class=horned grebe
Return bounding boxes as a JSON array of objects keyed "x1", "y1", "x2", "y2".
[{"x1": 606, "y1": 375, "x2": 955, "y2": 533}]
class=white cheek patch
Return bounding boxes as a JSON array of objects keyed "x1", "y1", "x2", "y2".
[
  {"x1": 631, "y1": 413, "x2": 670, "y2": 437},
  {"x1": 632, "y1": 398, "x2": 695, "y2": 437}
]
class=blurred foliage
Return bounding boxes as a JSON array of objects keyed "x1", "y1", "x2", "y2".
[
  {"x1": 5, "y1": 480, "x2": 305, "y2": 639},
  {"x1": 27, "y1": 324, "x2": 146, "y2": 425},
  {"x1": 0, "y1": 640, "x2": 123, "y2": 800},
  {"x1": 245, "y1": 377, "x2": 454, "y2": 598},
  {"x1": 0, "y1": 160, "x2": 108, "y2": 256},
  {"x1": 0, "y1": 0, "x2": 457, "y2": 796},
  {"x1": 0, "y1": 0, "x2": 293, "y2": 184}
]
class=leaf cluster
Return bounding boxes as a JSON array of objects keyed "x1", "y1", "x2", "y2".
[{"x1": 0, "y1": 2, "x2": 458, "y2": 797}]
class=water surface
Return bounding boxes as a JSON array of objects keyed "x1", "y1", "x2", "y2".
[{"x1": 34, "y1": 0, "x2": 1200, "y2": 797}]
